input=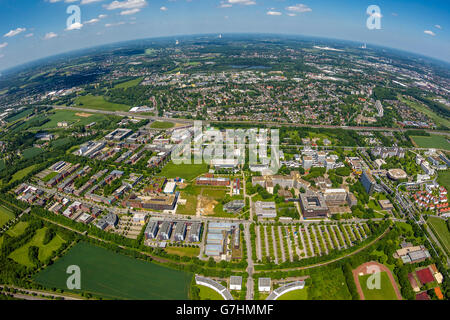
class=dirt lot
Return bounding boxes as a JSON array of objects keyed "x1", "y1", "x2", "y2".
[
  {"x1": 75, "y1": 112, "x2": 93, "y2": 118},
  {"x1": 197, "y1": 195, "x2": 218, "y2": 216}
]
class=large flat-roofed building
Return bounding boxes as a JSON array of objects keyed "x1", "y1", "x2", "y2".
[
  {"x1": 174, "y1": 221, "x2": 187, "y2": 241},
  {"x1": 159, "y1": 221, "x2": 173, "y2": 240},
  {"x1": 230, "y1": 276, "x2": 242, "y2": 290},
  {"x1": 205, "y1": 244, "x2": 223, "y2": 256},
  {"x1": 255, "y1": 201, "x2": 277, "y2": 218},
  {"x1": 258, "y1": 278, "x2": 271, "y2": 292},
  {"x1": 196, "y1": 175, "x2": 230, "y2": 186},
  {"x1": 105, "y1": 128, "x2": 132, "y2": 141},
  {"x1": 323, "y1": 188, "x2": 348, "y2": 206},
  {"x1": 210, "y1": 158, "x2": 239, "y2": 171},
  {"x1": 189, "y1": 222, "x2": 202, "y2": 242},
  {"x1": 123, "y1": 192, "x2": 179, "y2": 211},
  {"x1": 360, "y1": 170, "x2": 376, "y2": 195},
  {"x1": 144, "y1": 220, "x2": 159, "y2": 239},
  {"x1": 299, "y1": 191, "x2": 329, "y2": 218}
]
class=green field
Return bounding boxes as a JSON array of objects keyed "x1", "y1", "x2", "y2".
[
  {"x1": 22, "y1": 147, "x2": 44, "y2": 160},
  {"x1": 114, "y1": 77, "x2": 143, "y2": 89},
  {"x1": 6, "y1": 221, "x2": 29, "y2": 237},
  {"x1": 0, "y1": 205, "x2": 15, "y2": 228},
  {"x1": 34, "y1": 242, "x2": 192, "y2": 299},
  {"x1": 411, "y1": 135, "x2": 450, "y2": 151},
  {"x1": 399, "y1": 96, "x2": 450, "y2": 129},
  {"x1": 160, "y1": 162, "x2": 209, "y2": 181},
  {"x1": 37, "y1": 110, "x2": 108, "y2": 129},
  {"x1": 197, "y1": 285, "x2": 224, "y2": 300},
  {"x1": 359, "y1": 272, "x2": 398, "y2": 300},
  {"x1": 6, "y1": 108, "x2": 33, "y2": 123},
  {"x1": 176, "y1": 193, "x2": 197, "y2": 215},
  {"x1": 166, "y1": 246, "x2": 200, "y2": 257},
  {"x1": 9, "y1": 227, "x2": 66, "y2": 267},
  {"x1": 9, "y1": 164, "x2": 38, "y2": 184},
  {"x1": 74, "y1": 95, "x2": 130, "y2": 112},
  {"x1": 437, "y1": 170, "x2": 450, "y2": 191},
  {"x1": 0, "y1": 159, "x2": 5, "y2": 171},
  {"x1": 277, "y1": 288, "x2": 308, "y2": 300},
  {"x1": 150, "y1": 121, "x2": 175, "y2": 129},
  {"x1": 427, "y1": 217, "x2": 450, "y2": 255}
]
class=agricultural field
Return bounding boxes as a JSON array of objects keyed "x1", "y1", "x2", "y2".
[
  {"x1": 150, "y1": 121, "x2": 175, "y2": 129},
  {"x1": 410, "y1": 135, "x2": 450, "y2": 151},
  {"x1": 0, "y1": 205, "x2": 15, "y2": 228},
  {"x1": 196, "y1": 285, "x2": 224, "y2": 300},
  {"x1": 114, "y1": 77, "x2": 143, "y2": 89},
  {"x1": 358, "y1": 272, "x2": 399, "y2": 300},
  {"x1": 6, "y1": 221, "x2": 29, "y2": 237},
  {"x1": 8, "y1": 227, "x2": 66, "y2": 267},
  {"x1": 277, "y1": 288, "x2": 308, "y2": 300},
  {"x1": 5, "y1": 108, "x2": 33, "y2": 123},
  {"x1": 33, "y1": 242, "x2": 192, "y2": 300},
  {"x1": 160, "y1": 162, "x2": 209, "y2": 181},
  {"x1": 427, "y1": 217, "x2": 450, "y2": 255},
  {"x1": 73, "y1": 94, "x2": 130, "y2": 112}
]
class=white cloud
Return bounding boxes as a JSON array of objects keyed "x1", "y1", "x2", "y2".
[
  {"x1": 85, "y1": 18, "x2": 100, "y2": 24},
  {"x1": 267, "y1": 11, "x2": 282, "y2": 16},
  {"x1": 160, "y1": 6, "x2": 168, "y2": 11},
  {"x1": 223, "y1": 0, "x2": 256, "y2": 7},
  {"x1": 435, "y1": 25, "x2": 442, "y2": 29},
  {"x1": 0, "y1": 42, "x2": 8, "y2": 49},
  {"x1": 66, "y1": 22, "x2": 84, "y2": 30},
  {"x1": 4, "y1": 27, "x2": 26, "y2": 38},
  {"x1": 424, "y1": 30, "x2": 436, "y2": 36},
  {"x1": 25, "y1": 33, "x2": 34, "y2": 38},
  {"x1": 81, "y1": 0, "x2": 104, "y2": 4},
  {"x1": 286, "y1": 4, "x2": 311, "y2": 13},
  {"x1": 44, "y1": 32, "x2": 58, "y2": 40},
  {"x1": 105, "y1": 21, "x2": 126, "y2": 27},
  {"x1": 105, "y1": 0, "x2": 147, "y2": 10},
  {"x1": 120, "y1": 8, "x2": 140, "y2": 15}
]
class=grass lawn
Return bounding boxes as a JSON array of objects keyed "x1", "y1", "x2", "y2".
[
  {"x1": 0, "y1": 159, "x2": 5, "y2": 171},
  {"x1": 42, "y1": 171, "x2": 58, "y2": 182},
  {"x1": 427, "y1": 217, "x2": 450, "y2": 255},
  {"x1": 411, "y1": 135, "x2": 450, "y2": 151},
  {"x1": 166, "y1": 246, "x2": 200, "y2": 257},
  {"x1": 9, "y1": 164, "x2": 38, "y2": 184},
  {"x1": 22, "y1": 147, "x2": 44, "y2": 160},
  {"x1": 176, "y1": 193, "x2": 197, "y2": 215},
  {"x1": 6, "y1": 108, "x2": 33, "y2": 123},
  {"x1": 437, "y1": 170, "x2": 450, "y2": 191},
  {"x1": 6, "y1": 221, "x2": 29, "y2": 237},
  {"x1": 33, "y1": 242, "x2": 192, "y2": 300},
  {"x1": 0, "y1": 205, "x2": 15, "y2": 228},
  {"x1": 9, "y1": 227, "x2": 66, "y2": 267},
  {"x1": 73, "y1": 95, "x2": 130, "y2": 112},
  {"x1": 277, "y1": 288, "x2": 308, "y2": 300},
  {"x1": 359, "y1": 272, "x2": 399, "y2": 300},
  {"x1": 114, "y1": 77, "x2": 143, "y2": 89},
  {"x1": 150, "y1": 121, "x2": 175, "y2": 129},
  {"x1": 196, "y1": 285, "x2": 224, "y2": 300},
  {"x1": 0, "y1": 236, "x2": 3, "y2": 248},
  {"x1": 160, "y1": 162, "x2": 209, "y2": 181},
  {"x1": 37, "y1": 110, "x2": 108, "y2": 129}
]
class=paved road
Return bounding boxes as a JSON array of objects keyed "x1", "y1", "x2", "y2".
[
  {"x1": 244, "y1": 224, "x2": 254, "y2": 300},
  {"x1": 0, "y1": 285, "x2": 82, "y2": 300}
]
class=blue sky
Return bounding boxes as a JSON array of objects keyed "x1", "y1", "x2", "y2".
[{"x1": 0, "y1": 0, "x2": 448, "y2": 71}]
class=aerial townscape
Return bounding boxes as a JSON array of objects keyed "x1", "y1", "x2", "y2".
[{"x1": 0, "y1": 1, "x2": 449, "y2": 304}]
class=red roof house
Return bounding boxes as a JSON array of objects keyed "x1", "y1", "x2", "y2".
[{"x1": 415, "y1": 292, "x2": 430, "y2": 300}]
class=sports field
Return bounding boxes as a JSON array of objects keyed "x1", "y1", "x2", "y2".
[
  {"x1": 277, "y1": 288, "x2": 308, "y2": 300},
  {"x1": 9, "y1": 227, "x2": 66, "y2": 267},
  {"x1": 197, "y1": 285, "x2": 224, "y2": 300},
  {"x1": 150, "y1": 121, "x2": 175, "y2": 129},
  {"x1": 427, "y1": 217, "x2": 450, "y2": 255},
  {"x1": 160, "y1": 162, "x2": 209, "y2": 181},
  {"x1": 358, "y1": 272, "x2": 399, "y2": 300},
  {"x1": 411, "y1": 135, "x2": 450, "y2": 151},
  {"x1": 33, "y1": 242, "x2": 192, "y2": 300},
  {"x1": 74, "y1": 95, "x2": 130, "y2": 112},
  {"x1": 37, "y1": 110, "x2": 108, "y2": 129},
  {"x1": 0, "y1": 205, "x2": 14, "y2": 228}
]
